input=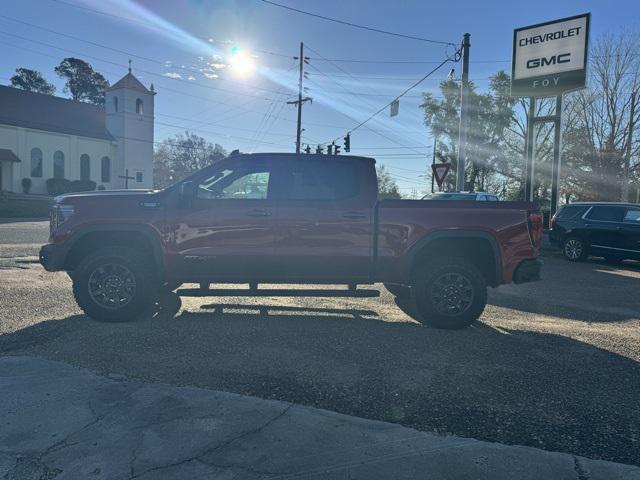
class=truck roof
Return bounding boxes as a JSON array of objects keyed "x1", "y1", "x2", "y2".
[{"x1": 231, "y1": 152, "x2": 376, "y2": 164}]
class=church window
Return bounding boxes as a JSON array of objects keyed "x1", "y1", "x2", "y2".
[
  {"x1": 136, "y1": 98, "x2": 143, "y2": 115},
  {"x1": 113, "y1": 96, "x2": 118, "y2": 112},
  {"x1": 80, "y1": 154, "x2": 91, "y2": 181},
  {"x1": 53, "y1": 151, "x2": 65, "y2": 179},
  {"x1": 136, "y1": 172, "x2": 143, "y2": 183},
  {"x1": 101, "y1": 156, "x2": 111, "y2": 183},
  {"x1": 30, "y1": 148, "x2": 42, "y2": 177}
]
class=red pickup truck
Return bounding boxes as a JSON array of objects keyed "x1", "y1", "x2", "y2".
[{"x1": 40, "y1": 153, "x2": 542, "y2": 329}]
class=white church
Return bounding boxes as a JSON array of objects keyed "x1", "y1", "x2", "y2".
[{"x1": 0, "y1": 68, "x2": 155, "y2": 194}]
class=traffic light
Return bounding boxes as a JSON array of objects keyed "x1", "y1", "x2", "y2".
[
  {"x1": 344, "y1": 133, "x2": 350, "y2": 152},
  {"x1": 327, "y1": 144, "x2": 333, "y2": 155},
  {"x1": 304, "y1": 145, "x2": 311, "y2": 154},
  {"x1": 315, "y1": 145, "x2": 323, "y2": 154},
  {"x1": 334, "y1": 144, "x2": 341, "y2": 155}
]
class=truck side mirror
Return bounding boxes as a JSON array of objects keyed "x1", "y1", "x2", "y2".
[{"x1": 178, "y1": 181, "x2": 196, "y2": 208}]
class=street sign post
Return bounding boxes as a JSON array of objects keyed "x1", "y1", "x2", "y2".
[
  {"x1": 511, "y1": 13, "x2": 590, "y2": 224},
  {"x1": 432, "y1": 162, "x2": 451, "y2": 190}
]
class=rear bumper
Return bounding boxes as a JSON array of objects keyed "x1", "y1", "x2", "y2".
[
  {"x1": 512, "y1": 258, "x2": 543, "y2": 284},
  {"x1": 39, "y1": 243, "x2": 66, "y2": 272}
]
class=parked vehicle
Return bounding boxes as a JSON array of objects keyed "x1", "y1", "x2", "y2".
[
  {"x1": 422, "y1": 192, "x2": 499, "y2": 201},
  {"x1": 550, "y1": 202, "x2": 640, "y2": 263},
  {"x1": 40, "y1": 153, "x2": 542, "y2": 329}
]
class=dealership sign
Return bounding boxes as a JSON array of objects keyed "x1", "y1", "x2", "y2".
[{"x1": 511, "y1": 13, "x2": 590, "y2": 96}]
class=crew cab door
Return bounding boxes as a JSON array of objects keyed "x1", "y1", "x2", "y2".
[
  {"x1": 582, "y1": 205, "x2": 627, "y2": 253},
  {"x1": 167, "y1": 156, "x2": 277, "y2": 280},
  {"x1": 620, "y1": 207, "x2": 640, "y2": 258},
  {"x1": 271, "y1": 156, "x2": 375, "y2": 282}
]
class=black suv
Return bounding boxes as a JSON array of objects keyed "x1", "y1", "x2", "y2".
[{"x1": 550, "y1": 202, "x2": 640, "y2": 263}]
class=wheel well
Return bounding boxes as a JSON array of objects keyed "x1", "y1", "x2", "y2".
[
  {"x1": 410, "y1": 236, "x2": 500, "y2": 287},
  {"x1": 64, "y1": 230, "x2": 159, "y2": 274}
]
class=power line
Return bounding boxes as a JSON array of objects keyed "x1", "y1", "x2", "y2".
[
  {"x1": 307, "y1": 57, "x2": 507, "y2": 65},
  {"x1": 327, "y1": 56, "x2": 455, "y2": 143},
  {"x1": 259, "y1": 0, "x2": 455, "y2": 46}
]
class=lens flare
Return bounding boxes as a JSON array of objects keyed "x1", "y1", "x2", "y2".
[{"x1": 228, "y1": 47, "x2": 256, "y2": 77}]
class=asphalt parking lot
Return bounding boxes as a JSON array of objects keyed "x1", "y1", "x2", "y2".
[{"x1": 1, "y1": 220, "x2": 639, "y2": 466}]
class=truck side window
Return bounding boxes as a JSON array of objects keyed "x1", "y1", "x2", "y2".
[
  {"x1": 286, "y1": 160, "x2": 358, "y2": 201},
  {"x1": 197, "y1": 163, "x2": 271, "y2": 200}
]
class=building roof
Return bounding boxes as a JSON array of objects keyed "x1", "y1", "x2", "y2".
[
  {"x1": 0, "y1": 85, "x2": 114, "y2": 141},
  {"x1": 0, "y1": 148, "x2": 21, "y2": 163},
  {"x1": 107, "y1": 72, "x2": 152, "y2": 94}
]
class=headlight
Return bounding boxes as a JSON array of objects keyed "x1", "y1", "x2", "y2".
[{"x1": 50, "y1": 204, "x2": 75, "y2": 234}]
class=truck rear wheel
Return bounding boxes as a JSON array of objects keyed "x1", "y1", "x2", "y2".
[
  {"x1": 72, "y1": 246, "x2": 155, "y2": 322},
  {"x1": 411, "y1": 258, "x2": 487, "y2": 329}
]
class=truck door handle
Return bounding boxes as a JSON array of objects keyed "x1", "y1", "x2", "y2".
[
  {"x1": 342, "y1": 212, "x2": 366, "y2": 220},
  {"x1": 247, "y1": 209, "x2": 271, "y2": 217}
]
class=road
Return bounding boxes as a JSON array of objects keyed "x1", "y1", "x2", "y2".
[{"x1": 1, "y1": 220, "x2": 639, "y2": 466}]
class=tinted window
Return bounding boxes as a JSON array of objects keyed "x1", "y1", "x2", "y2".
[
  {"x1": 557, "y1": 205, "x2": 588, "y2": 219},
  {"x1": 587, "y1": 206, "x2": 625, "y2": 222},
  {"x1": 623, "y1": 208, "x2": 640, "y2": 223},
  {"x1": 286, "y1": 160, "x2": 358, "y2": 201},
  {"x1": 197, "y1": 161, "x2": 271, "y2": 200},
  {"x1": 478, "y1": 195, "x2": 487, "y2": 201}
]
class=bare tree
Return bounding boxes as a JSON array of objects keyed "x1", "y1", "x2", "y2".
[{"x1": 568, "y1": 32, "x2": 640, "y2": 201}]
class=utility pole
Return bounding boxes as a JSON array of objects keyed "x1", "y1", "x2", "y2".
[
  {"x1": 431, "y1": 134, "x2": 438, "y2": 193},
  {"x1": 456, "y1": 33, "x2": 470, "y2": 192},
  {"x1": 288, "y1": 42, "x2": 312, "y2": 154},
  {"x1": 622, "y1": 89, "x2": 637, "y2": 202}
]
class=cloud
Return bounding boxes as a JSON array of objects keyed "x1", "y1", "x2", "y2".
[
  {"x1": 203, "y1": 72, "x2": 219, "y2": 79},
  {"x1": 163, "y1": 72, "x2": 182, "y2": 79}
]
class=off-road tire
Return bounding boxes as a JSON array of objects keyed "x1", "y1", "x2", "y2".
[
  {"x1": 562, "y1": 236, "x2": 588, "y2": 262},
  {"x1": 384, "y1": 283, "x2": 411, "y2": 299},
  {"x1": 72, "y1": 246, "x2": 155, "y2": 322},
  {"x1": 410, "y1": 258, "x2": 487, "y2": 330}
]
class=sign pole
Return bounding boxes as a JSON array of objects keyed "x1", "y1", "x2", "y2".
[
  {"x1": 524, "y1": 97, "x2": 536, "y2": 202},
  {"x1": 550, "y1": 94, "x2": 563, "y2": 222}
]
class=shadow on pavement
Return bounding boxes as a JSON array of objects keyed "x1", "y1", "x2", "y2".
[
  {"x1": 487, "y1": 255, "x2": 640, "y2": 323},
  {"x1": 1, "y1": 298, "x2": 639, "y2": 466}
]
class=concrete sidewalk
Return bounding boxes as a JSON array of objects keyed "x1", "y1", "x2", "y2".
[{"x1": 1, "y1": 357, "x2": 638, "y2": 480}]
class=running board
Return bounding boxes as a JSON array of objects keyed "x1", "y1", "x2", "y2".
[{"x1": 176, "y1": 288, "x2": 380, "y2": 298}]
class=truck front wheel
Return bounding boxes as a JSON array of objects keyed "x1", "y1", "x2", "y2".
[
  {"x1": 72, "y1": 246, "x2": 155, "y2": 322},
  {"x1": 411, "y1": 258, "x2": 487, "y2": 329}
]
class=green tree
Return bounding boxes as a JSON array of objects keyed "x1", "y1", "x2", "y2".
[
  {"x1": 376, "y1": 165, "x2": 402, "y2": 199},
  {"x1": 421, "y1": 72, "x2": 515, "y2": 194},
  {"x1": 54, "y1": 58, "x2": 109, "y2": 105},
  {"x1": 10, "y1": 68, "x2": 56, "y2": 95},
  {"x1": 153, "y1": 132, "x2": 227, "y2": 188}
]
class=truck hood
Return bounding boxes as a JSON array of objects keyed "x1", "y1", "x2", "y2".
[{"x1": 55, "y1": 189, "x2": 158, "y2": 203}]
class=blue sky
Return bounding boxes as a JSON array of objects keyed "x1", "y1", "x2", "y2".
[{"x1": 0, "y1": 0, "x2": 636, "y2": 193}]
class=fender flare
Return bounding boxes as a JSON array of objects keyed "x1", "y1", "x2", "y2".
[
  {"x1": 65, "y1": 224, "x2": 165, "y2": 279},
  {"x1": 405, "y1": 230, "x2": 502, "y2": 287}
]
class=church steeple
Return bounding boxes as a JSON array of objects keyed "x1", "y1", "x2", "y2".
[{"x1": 104, "y1": 67, "x2": 155, "y2": 189}]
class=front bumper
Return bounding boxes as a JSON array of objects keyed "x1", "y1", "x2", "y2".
[
  {"x1": 513, "y1": 258, "x2": 543, "y2": 284},
  {"x1": 39, "y1": 243, "x2": 67, "y2": 272}
]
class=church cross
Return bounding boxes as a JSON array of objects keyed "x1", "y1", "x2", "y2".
[{"x1": 118, "y1": 169, "x2": 135, "y2": 190}]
